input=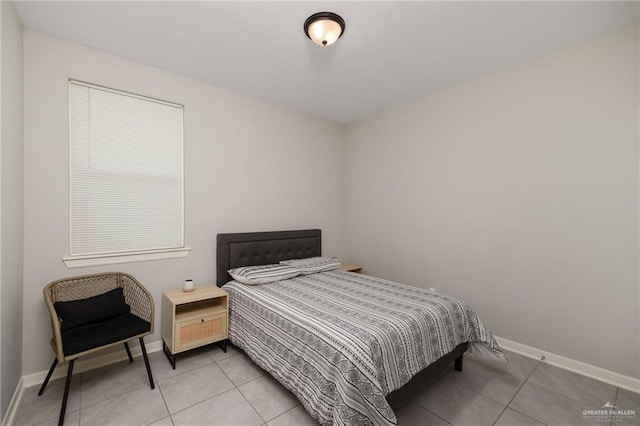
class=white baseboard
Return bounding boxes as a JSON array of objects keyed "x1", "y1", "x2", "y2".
[
  {"x1": 2, "y1": 340, "x2": 162, "y2": 426},
  {"x1": 495, "y1": 336, "x2": 640, "y2": 393},
  {"x1": 1, "y1": 377, "x2": 24, "y2": 426}
]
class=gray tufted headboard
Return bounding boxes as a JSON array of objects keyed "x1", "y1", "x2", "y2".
[{"x1": 216, "y1": 229, "x2": 322, "y2": 287}]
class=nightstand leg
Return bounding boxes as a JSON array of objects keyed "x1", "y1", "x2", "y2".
[
  {"x1": 162, "y1": 340, "x2": 176, "y2": 370},
  {"x1": 217, "y1": 339, "x2": 227, "y2": 353}
]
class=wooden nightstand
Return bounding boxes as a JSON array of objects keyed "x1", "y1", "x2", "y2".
[
  {"x1": 338, "y1": 263, "x2": 363, "y2": 273},
  {"x1": 161, "y1": 285, "x2": 228, "y2": 369}
]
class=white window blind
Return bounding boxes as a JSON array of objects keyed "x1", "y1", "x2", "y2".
[{"x1": 69, "y1": 81, "x2": 184, "y2": 258}]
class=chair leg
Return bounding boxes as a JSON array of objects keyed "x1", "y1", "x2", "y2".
[
  {"x1": 58, "y1": 359, "x2": 75, "y2": 426},
  {"x1": 454, "y1": 354, "x2": 464, "y2": 372},
  {"x1": 139, "y1": 337, "x2": 155, "y2": 389},
  {"x1": 124, "y1": 342, "x2": 134, "y2": 362},
  {"x1": 38, "y1": 358, "x2": 58, "y2": 396}
]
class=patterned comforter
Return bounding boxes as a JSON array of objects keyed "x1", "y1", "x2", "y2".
[{"x1": 223, "y1": 270, "x2": 502, "y2": 426}]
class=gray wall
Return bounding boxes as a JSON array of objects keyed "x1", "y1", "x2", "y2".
[
  {"x1": 22, "y1": 30, "x2": 345, "y2": 375},
  {"x1": 345, "y1": 24, "x2": 639, "y2": 379},
  {"x1": 1, "y1": 0, "x2": 24, "y2": 418}
]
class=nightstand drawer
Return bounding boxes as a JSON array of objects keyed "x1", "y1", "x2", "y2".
[{"x1": 174, "y1": 312, "x2": 227, "y2": 352}]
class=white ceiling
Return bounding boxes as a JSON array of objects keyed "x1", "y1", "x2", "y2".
[{"x1": 15, "y1": 1, "x2": 639, "y2": 124}]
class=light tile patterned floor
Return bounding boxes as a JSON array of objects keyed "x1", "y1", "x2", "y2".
[{"x1": 12, "y1": 344, "x2": 640, "y2": 426}]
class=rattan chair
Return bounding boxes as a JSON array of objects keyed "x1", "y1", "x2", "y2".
[{"x1": 39, "y1": 272, "x2": 155, "y2": 426}]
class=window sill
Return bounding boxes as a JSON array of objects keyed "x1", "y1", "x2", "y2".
[{"x1": 63, "y1": 247, "x2": 191, "y2": 268}]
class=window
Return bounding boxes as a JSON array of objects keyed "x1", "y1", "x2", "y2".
[{"x1": 64, "y1": 81, "x2": 188, "y2": 268}]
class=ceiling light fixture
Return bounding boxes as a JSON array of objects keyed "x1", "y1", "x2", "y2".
[{"x1": 304, "y1": 12, "x2": 345, "y2": 47}]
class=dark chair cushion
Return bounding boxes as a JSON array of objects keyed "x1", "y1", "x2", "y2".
[
  {"x1": 54, "y1": 288, "x2": 130, "y2": 331},
  {"x1": 61, "y1": 313, "x2": 150, "y2": 356}
]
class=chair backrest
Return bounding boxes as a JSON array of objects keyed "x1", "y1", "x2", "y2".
[
  {"x1": 46, "y1": 273, "x2": 124, "y2": 303},
  {"x1": 44, "y1": 272, "x2": 153, "y2": 320}
]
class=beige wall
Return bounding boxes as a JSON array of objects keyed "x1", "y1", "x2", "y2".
[
  {"x1": 345, "y1": 24, "x2": 639, "y2": 378},
  {"x1": 1, "y1": 0, "x2": 24, "y2": 418},
  {"x1": 22, "y1": 30, "x2": 345, "y2": 375}
]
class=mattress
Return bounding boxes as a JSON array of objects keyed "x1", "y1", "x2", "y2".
[{"x1": 223, "y1": 270, "x2": 502, "y2": 426}]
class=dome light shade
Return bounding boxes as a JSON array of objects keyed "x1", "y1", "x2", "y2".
[{"x1": 304, "y1": 12, "x2": 345, "y2": 47}]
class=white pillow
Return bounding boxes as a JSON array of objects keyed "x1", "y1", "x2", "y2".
[
  {"x1": 228, "y1": 264, "x2": 300, "y2": 285},
  {"x1": 280, "y1": 257, "x2": 341, "y2": 275}
]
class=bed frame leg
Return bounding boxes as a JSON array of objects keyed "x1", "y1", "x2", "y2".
[{"x1": 454, "y1": 354, "x2": 463, "y2": 371}]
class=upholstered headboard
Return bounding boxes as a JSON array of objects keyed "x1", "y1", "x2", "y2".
[{"x1": 216, "y1": 229, "x2": 322, "y2": 286}]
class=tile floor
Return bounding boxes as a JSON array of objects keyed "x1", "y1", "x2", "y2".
[{"x1": 13, "y1": 344, "x2": 640, "y2": 426}]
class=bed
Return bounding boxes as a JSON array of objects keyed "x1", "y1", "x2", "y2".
[{"x1": 216, "y1": 229, "x2": 502, "y2": 426}]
